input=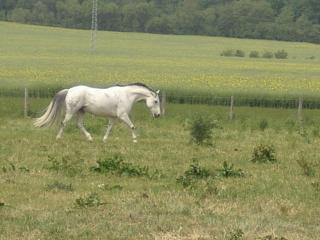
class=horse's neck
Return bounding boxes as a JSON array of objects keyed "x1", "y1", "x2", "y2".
[{"x1": 126, "y1": 87, "x2": 151, "y2": 102}]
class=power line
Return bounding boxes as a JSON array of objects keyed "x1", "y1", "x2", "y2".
[{"x1": 91, "y1": 0, "x2": 98, "y2": 52}]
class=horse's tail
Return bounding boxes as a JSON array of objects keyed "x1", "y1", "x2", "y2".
[{"x1": 34, "y1": 89, "x2": 69, "y2": 128}]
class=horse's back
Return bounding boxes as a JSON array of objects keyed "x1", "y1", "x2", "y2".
[{"x1": 66, "y1": 85, "x2": 120, "y2": 117}]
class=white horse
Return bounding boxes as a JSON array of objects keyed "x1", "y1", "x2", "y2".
[{"x1": 34, "y1": 83, "x2": 161, "y2": 142}]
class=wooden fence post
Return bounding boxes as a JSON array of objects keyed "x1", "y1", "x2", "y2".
[
  {"x1": 298, "y1": 96, "x2": 303, "y2": 123},
  {"x1": 229, "y1": 95, "x2": 234, "y2": 120},
  {"x1": 161, "y1": 91, "x2": 166, "y2": 115},
  {"x1": 24, "y1": 87, "x2": 28, "y2": 118}
]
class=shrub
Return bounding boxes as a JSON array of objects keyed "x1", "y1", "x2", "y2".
[
  {"x1": 227, "y1": 228, "x2": 244, "y2": 240},
  {"x1": 45, "y1": 155, "x2": 83, "y2": 177},
  {"x1": 177, "y1": 160, "x2": 213, "y2": 188},
  {"x1": 75, "y1": 193, "x2": 104, "y2": 208},
  {"x1": 252, "y1": 144, "x2": 277, "y2": 163},
  {"x1": 274, "y1": 49, "x2": 288, "y2": 59},
  {"x1": 188, "y1": 115, "x2": 219, "y2": 145},
  {"x1": 262, "y1": 51, "x2": 273, "y2": 58},
  {"x1": 220, "y1": 49, "x2": 234, "y2": 57},
  {"x1": 249, "y1": 51, "x2": 259, "y2": 58},
  {"x1": 311, "y1": 181, "x2": 320, "y2": 192},
  {"x1": 235, "y1": 49, "x2": 245, "y2": 57},
  {"x1": 91, "y1": 155, "x2": 161, "y2": 178},
  {"x1": 217, "y1": 161, "x2": 245, "y2": 178},
  {"x1": 306, "y1": 56, "x2": 315, "y2": 60},
  {"x1": 257, "y1": 235, "x2": 288, "y2": 240},
  {"x1": 259, "y1": 119, "x2": 268, "y2": 131},
  {"x1": 46, "y1": 181, "x2": 74, "y2": 192},
  {"x1": 296, "y1": 155, "x2": 316, "y2": 177}
]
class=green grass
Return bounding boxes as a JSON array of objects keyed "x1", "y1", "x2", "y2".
[
  {"x1": 1, "y1": 97, "x2": 320, "y2": 239},
  {"x1": 1, "y1": 21, "x2": 320, "y2": 100}
]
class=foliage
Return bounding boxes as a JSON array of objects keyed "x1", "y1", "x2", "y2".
[
  {"x1": 45, "y1": 155, "x2": 83, "y2": 177},
  {"x1": 235, "y1": 50, "x2": 245, "y2": 57},
  {"x1": 249, "y1": 51, "x2": 260, "y2": 58},
  {"x1": 1, "y1": 0, "x2": 320, "y2": 43},
  {"x1": 259, "y1": 119, "x2": 269, "y2": 131},
  {"x1": 75, "y1": 193, "x2": 104, "y2": 208},
  {"x1": 311, "y1": 181, "x2": 320, "y2": 192},
  {"x1": 252, "y1": 144, "x2": 277, "y2": 163},
  {"x1": 1, "y1": 162, "x2": 30, "y2": 173},
  {"x1": 227, "y1": 228, "x2": 244, "y2": 240},
  {"x1": 296, "y1": 154, "x2": 316, "y2": 177},
  {"x1": 220, "y1": 49, "x2": 234, "y2": 57},
  {"x1": 177, "y1": 160, "x2": 213, "y2": 188},
  {"x1": 91, "y1": 155, "x2": 159, "y2": 178},
  {"x1": 46, "y1": 181, "x2": 74, "y2": 192},
  {"x1": 257, "y1": 235, "x2": 288, "y2": 240},
  {"x1": 217, "y1": 161, "x2": 245, "y2": 178},
  {"x1": 188, "y1": 115, "x2": 219, "y2": 145},
  {"x1": 274, "y1": 50, "x2": 288, "y2": 59},
  {"x1": 262, "y1": 51, "x2": 274, "y2": 58}
]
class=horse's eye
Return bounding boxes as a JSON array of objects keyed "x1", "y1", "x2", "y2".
[{"x1": 154, "y1": 100, "x2": 158, "y2": 104}]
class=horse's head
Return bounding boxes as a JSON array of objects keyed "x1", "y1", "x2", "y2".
[{"x1": 146, "y1": 90, "x2": 161, "y2": 118}]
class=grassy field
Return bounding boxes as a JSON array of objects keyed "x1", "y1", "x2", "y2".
[
  {"x1": 1, "y1": 21, "x2": 320, "y2": 99},
  {"x1": 1, "y1": 97, "x2": 320, "y2": 239},
  {"x1": 1, "y1": 21, "x2": 320, "y2": 239}
]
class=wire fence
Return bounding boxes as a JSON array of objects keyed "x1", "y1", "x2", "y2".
[{"x1": 0, "y1": 87, "x2": 319, "y2": 120}]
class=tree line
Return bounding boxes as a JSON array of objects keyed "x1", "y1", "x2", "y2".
[{"x1": 1, "y1": 0, "x2": 320, "y2": 43}]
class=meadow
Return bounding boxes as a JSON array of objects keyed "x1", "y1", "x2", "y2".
[
  {"x1": 1, "y1": 97, "x2": 320, "y2": 240},
  {"x1": 1, "y1": 21, "x2": 320, "y2": 239},
  {"x1": 1, "y1": 21, "x2": 320, "y2": 101}
]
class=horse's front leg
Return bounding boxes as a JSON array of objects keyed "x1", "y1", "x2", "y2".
[
  {"x1": 103, "y1": 118, "x2": 114, "y2": 142},
  {"x1": 119, "y1": 114, "x2": 137, "y2": 143}
]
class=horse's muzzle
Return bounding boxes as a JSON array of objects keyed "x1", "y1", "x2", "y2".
[{"x1": 153, "y1": 113, "x2": 161, "y2": 118}]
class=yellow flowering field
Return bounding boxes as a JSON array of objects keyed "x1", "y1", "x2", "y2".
[{"x1": 1, "y1": 21, "x2": 320, "y2": 98}]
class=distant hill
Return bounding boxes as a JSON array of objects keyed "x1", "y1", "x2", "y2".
[{"x1": 0, "y1": 0, "x2": 319, "y2": 43}]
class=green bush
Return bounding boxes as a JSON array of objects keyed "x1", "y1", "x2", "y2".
[
  {"x1": 188, "y1": 115, "x2": 219, "y2": 145},
  {"x1": 227, "y1": 228, "x2": 244, "y2": 240},
  {"x1": 46, "y1": 181, "x2": 74, "y2": 192},
  {"x1": 75, "y1": 193, "x2": 104, "y2": 208},
  {"x1": 45, "y1": 155, "x2": 83, "y2": 177},
  {"x1": 217, "y1": 161, "x2": 245, "y2": 178},
  {"x1": 177, "y1": 160, "x2": 213, "y2": 188},
  {"x1": 220, "y1": 49, "x2": 234, "y2": 57},
  {"x1": 274, "y1": 49, "x2": 288, "y2": 59},
  {"x1": 296, "y1": 155, "x2": 316, "y2": 177},
  {"x1": 262, "y1": 51, "x2": 273, "y2": 58},
  {"x1": 252, "y1": 144, "x2": 277, "y2": 163},
  {"x1": 249, "y1": 50, "x2": 259, "y2": 58},
  {"x1": 259, "y1": 119, "x2": 268, "y2": 131},
  {"x1": 235, "y1": 49, "x2": 245, "y2": 57},
  {"x1": 91, "y1": 155, "x2": 162, "y2": 179}
]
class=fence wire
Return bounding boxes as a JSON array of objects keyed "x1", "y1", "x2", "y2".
[{"x1": 1, "y1": 88, "x2": 320, "y2": 110}]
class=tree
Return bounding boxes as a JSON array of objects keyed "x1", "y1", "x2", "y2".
[
  {"x1": 30, "y1": 1, "x2": 55, "y2": 25},
  {"x1": 99, "y1": 2, "x2": 121, "y2": 31},
  {"x1": 8, "y1": 7, "x2": 31, "y2": 23}
]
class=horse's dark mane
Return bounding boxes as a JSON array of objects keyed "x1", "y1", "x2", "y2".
[{"x1": 115, "y1": 82, "x2": 155, "y2": 93}]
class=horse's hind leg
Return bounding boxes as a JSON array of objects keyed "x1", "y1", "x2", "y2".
[
  {"x1": 56, "y1": 111, "x2": 73, "y2": 140},
  {"x1": 76, "y1": 111, "x2": 93, "y2": 141}
]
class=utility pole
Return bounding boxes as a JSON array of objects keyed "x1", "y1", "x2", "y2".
[{"x1": 91, "y1": 0, "x2": 98, "y2": 52}]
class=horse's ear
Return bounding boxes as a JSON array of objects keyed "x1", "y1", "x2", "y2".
[{"x1": 156, "y1": 90, "x2": 160, "y2": 95}]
